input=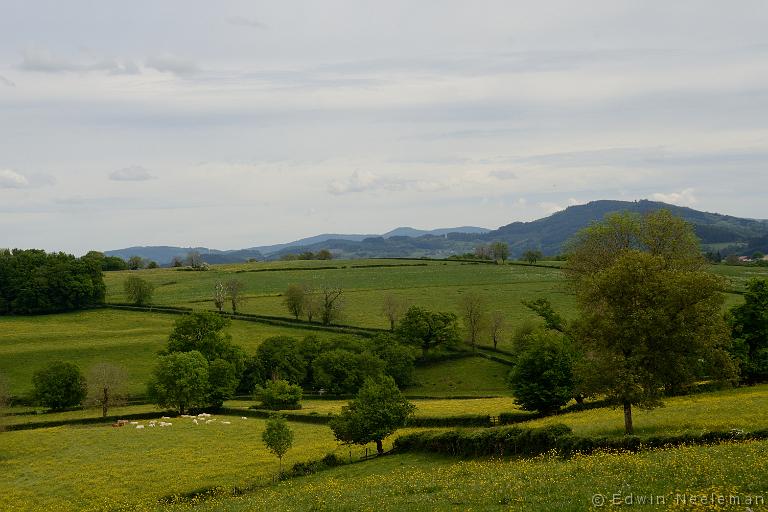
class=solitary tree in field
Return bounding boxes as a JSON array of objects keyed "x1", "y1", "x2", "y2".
[
  {"x1": 303, "y1": 288, "x2": 320, "y2": 323},
  {"x1": 32, "y1": 361, "x2": 88, "y2": 410},
  {"x1": 567, "y1": 210, "x2": 737, "y2": 434},
  {"x1": 381, "y1": 293, "x2": 406, "y2": 331},
  {"x1": 489, "y1": 311, "x2": 505, "y2": 350},
  {"x1": 459, "y1": 292, "x2": 487, "y2": 352},
  {"x1": 171, "y1": 256, "x2": 184, "y2": 268},
  {"x1": 262, "y1": 413, "x2": 294, "y2": 474},
  {"x1": 186, "y1": 251, "x2": 203, "y2": 269},
  {"x1": 283, "y1": 284, "x2": 306, "y2": 319},
  {"x1": 329, "y1": 376, "x2": 415, "y2": 455},
  {"x1": 320, "y1": 284, "x2": 344, "y2": 325},
  {"x1": 212, "y1": 281, "x2": 226, "y2": 312},
  {"x1": 124, "y1": 275, "x2": 154, "y2": 305},
  {"x1": 395, "y1": 306, "x2": 461, "y2": 357},
  {"x1": 522, "y1": 249, "x2": 543, "y2": 265},
  {"x1": 225, "y1": 279, "x2": 245, "y2": 314},
  {"x1": 491, "y1": 242, "x2": 509, "y2": 263},
  {"x1": 127, "y1": 255, "x2": 145, "y2": 270},
  {"x1": 87, "y1": 362, "x2": 128, "y2": 418}
]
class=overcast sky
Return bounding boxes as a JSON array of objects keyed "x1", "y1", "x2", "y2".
[{"x1": 1, "y1": 1, "x2": 767, "y2": 254}]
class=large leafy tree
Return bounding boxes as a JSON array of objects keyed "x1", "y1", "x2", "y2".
[
  {"x1": 395, "y1": 306, "x2": 460, "y2": 357},
  {"x1": 329, "y1": 375, "x2": 415, "y2": 455},
  {"x1": 312, "y1": 349, "x2": 385, "y2": 394},
  {"x1": 164, "y1": 312, "x2": 245, "y2": 406},
  {"x1": 32, "y1": 361, "x2": 88, "y2": 410},
  {"x1": 508, "y1": 330, "x2": 574, "y2": 414},
  {"x1": 566, "y1": 210, "x2": 736, "y2": 434},
  {"x1": 729, "y1": 278, "x2": 768, "y2": 383},
  {"x1": 147, "y1": 351, "x2": 209, "y2": 414}
]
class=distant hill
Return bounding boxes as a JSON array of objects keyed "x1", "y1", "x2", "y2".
[
  {"x1": 104, "y1": 202, "x2": 767, "y2": 263},
  {"x1": 104, "y1": 226, "x2": 490, "y2": 264},
  {"x1": 267, "y1": 200, "x2": 768, "y2": 260}
]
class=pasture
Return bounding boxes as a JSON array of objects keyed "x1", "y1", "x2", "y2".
[
  {"x1": 182, "y1": 442, "x2": 768, "y2": 511},
  {"x1": 0, "y1": 309, "x2": 358, "y2": 396},
  {"x1": 101, "y1": 259, "x2": 766, "y2": 338}
]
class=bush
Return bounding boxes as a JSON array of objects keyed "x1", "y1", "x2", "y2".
[
  {"x1": 312, "y1": 349, "x2": 385, "y2": 394},
  {"x1": 123, "y1": 275, "x2": 154, "y2": 305},
  {"x1": 508, "y1": 330, "x2": 575, "y2": 413},
  {"x1": 32, "y1": 361, "x2": 88, "y2": 409},
  {"x1": 256, "y1": 379, "x2": 303, "y2": 410}
]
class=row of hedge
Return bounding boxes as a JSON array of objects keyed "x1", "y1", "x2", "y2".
[
  {"x1": 105, "y1": 303, "x2": 384, "y2": 337},
  {"x1": 393, "y1": 424, "x2": 768, "y2": 458}
]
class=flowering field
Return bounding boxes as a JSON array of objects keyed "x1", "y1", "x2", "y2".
[
  {"x1": 172, "y1": 441, "x2": 768, "y2": 511},
  {"x1": 1, "y1": 415, "x2": 355, "y2": 511},
  {"x1": 523, "y1": 385, "x2": 768, "y2": 436}
]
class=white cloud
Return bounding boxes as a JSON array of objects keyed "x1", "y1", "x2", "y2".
[
  {"x1": 327, "y1": 171, "x2": 450, "y2": 195},
  {"x1": 651, "y1": 188, "x2": 697, "y2": 206},
  {"x1": 0, "y1": 169, "x2": 29, "y2": 188},
  {"x1": 109, "y1": 166, "x2": 156, "y2": 182},
  {"x1": 490, "y1": 170, "x2": 517, "y2": 180}
]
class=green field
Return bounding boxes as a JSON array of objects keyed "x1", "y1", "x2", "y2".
[
  {"x1": 102, "y1": 260, "x2": 766, "y2": 341},
  {"x1": 102, "y1": 260, "x2": 576, "y2": 335},
  {"x1": 0, "y1": 415, "x2": 415, "y2": 512},
  {"x1": 180, "y1": 442, "x2": 768, "y2": 511},
  {"x1": 0, "y1": 309, "x2": 358, "y2": 396}
]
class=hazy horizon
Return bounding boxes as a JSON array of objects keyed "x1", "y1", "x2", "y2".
[{"x1": 2, "y1": 1, "x2": 767, "y2": 254}]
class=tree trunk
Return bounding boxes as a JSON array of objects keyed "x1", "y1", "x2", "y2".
[
  {"x1": 390, "y1": 319, "x2": 395, "y2": 331},
  {"x1": 179, "y1": 404, "x2": 185, "y2": 415},
  {"x1": 102, "y1": 387, "x2": 109, "y2": 418},
  {"x1": 376, "y1": 439, "x2": 384, "y2": 455},
  {"x1": 623, "y1": 400, "x2": 633, "y2": 435}
]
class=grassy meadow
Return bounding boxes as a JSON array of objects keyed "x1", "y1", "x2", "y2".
[
  {"x1": 3, "y1": 259, "x2": 768, "y2": 511},
  {"x1": 0, "y1": 309, "x2": 358, "y2": 396},
  {"x1": 0, "y1": 415, "x2": 405, "y2": 512},
  {"x1": 177, "y1": 442, "x2": 768, "y2": 512}
]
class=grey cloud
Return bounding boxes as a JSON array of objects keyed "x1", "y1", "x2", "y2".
[
  {"x1": 328, "y1": 171, "x2": 447, "y2": 196},
  {"x1": 144, "y1": 54, "x2": 199, "y2": 75},
  {"x1": 226, "y1": 16, "x2": 268, "y2": 30},
  {"x1": 490, "y1": 170, "x2": 517, "y2": 180},
  {"x1": 109, "y1": 166, "x2": 156, "y2": 182},
  {"x1": 0, "y1": 75, "x2": 15, "y2": 87},
  {"x1": 18, "y1": 48, "x2": 140, "y2": 75}
]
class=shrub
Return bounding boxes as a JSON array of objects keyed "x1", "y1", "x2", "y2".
[
  {"x1": 508, "y1": 330, "x2": 575, "y2": 413},
  {"x1": 256, "y1": 379, "x2": 303, "y2": 410},
  {"x1": 123, "y1": 275, "x2": 154, "y2": 305},
  {"x1": 32, "y1": 361, "x2": 87, "y2": 409}
]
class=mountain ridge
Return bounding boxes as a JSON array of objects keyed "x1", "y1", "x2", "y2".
[{"x1": 104, "y1": 201, "x2": 768, "y2": 264}]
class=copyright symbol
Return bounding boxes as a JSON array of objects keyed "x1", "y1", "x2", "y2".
[{"x1": 592, "y1": 494, "x2": 606, "y2": 507}]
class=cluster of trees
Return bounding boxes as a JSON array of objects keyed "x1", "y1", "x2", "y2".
[
  {"x1": 147, "y1": 313, "x2": 245, "y2": 414},
  {"x1": 0, "y1": 249, "x2": 106, "y2": 315},
  {"x1": 280, "y1": 249, "x2": 333, "y2": 261},
  {"x1": 472, "y1": 242, "x2": 510, "y2": 263},
  {"x1": 505, "y1": 210, "x2": 762, "y2": 435},
  {"x1": 243, "y1": 333, "x2": 418, "y2": 398},
  {"x1": 212, "y1": 279, "x2": 246, "y2": 313},
  {"x1": 282, "y1": 283, "x2": 344, "y2": 325},
  {"x1": 29, "y1": 360, "x2": 128, "y2": 416},
  {"x1": 81, "y1": 251, "x2": 131, "y2": 271}
]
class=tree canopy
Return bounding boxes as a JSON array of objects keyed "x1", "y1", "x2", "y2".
[
  {"x1": 147, "y1": 351, "x2": 209, "y2": 415},
  {"x1": 729, "y1": 278, "x2": 768, "y2": 383},
  {"x1": 566, "y1": 210, "x2": 736, "y2": 434},
  {"x1": 32, "y1": 361, "x2": 88, "y2": 410},
  {"x1": 329, "y1": 375, "x2": 415, "y2": 455},
  {"x1": 0, "y1": 249, "x2": 105, "y2": 315},
  {"x1": 395, "y1": 306, "x2": 460, "y2": 356}
]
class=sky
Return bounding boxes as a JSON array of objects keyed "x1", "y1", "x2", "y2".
[{"x1": 1, "y1": 0, "x2": 767, "y2": 255}]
